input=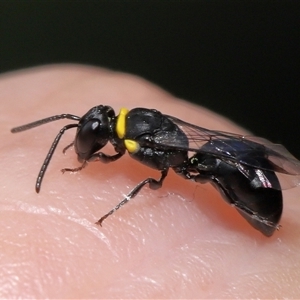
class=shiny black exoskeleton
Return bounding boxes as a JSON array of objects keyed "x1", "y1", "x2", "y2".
[
  {"x1": 187, "y1": 140, "x2": 282, "y2": 236},
  {"x1": 11, "y1": 105, "x2": 300, "y2": 236}
]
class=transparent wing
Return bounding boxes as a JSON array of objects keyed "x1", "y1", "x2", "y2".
[{"x1": 146, "y1": 114, "x2": 300, "y2": 189}]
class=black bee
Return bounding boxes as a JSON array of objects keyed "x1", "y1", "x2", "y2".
[{"x1": 11, "y1": 105, "x2": 300, "y2": 236}]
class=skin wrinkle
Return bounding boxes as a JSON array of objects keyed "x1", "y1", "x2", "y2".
[{"x1": 1, "y1": 65, "x2": 300, "y2": 298}]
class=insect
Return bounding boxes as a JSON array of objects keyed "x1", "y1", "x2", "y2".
[{"x1": 11, "y1": 105, "x2": 300, "y2": 236}]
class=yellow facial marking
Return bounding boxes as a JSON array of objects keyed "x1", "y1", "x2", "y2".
[
  {"x1": 116, "y1": 108, "x2": 129, "y2": 139},
  {"x1": 125, "y1": 139, "x2": 140, "y2": 153}
]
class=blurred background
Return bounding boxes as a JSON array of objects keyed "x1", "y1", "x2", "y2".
[{"x1": 1, "y1": 1, "x2": 299, "y2": 157}]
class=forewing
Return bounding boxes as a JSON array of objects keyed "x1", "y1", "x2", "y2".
[{"x1": 152, "y1": 114, "x2": 300, "y2": 189}]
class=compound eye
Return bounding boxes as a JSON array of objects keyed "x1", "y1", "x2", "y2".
[{"x1": 75, "y1": 120, "x2": 103, "y2": 157}]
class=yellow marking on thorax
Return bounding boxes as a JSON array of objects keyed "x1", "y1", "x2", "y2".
[
  {"x1": 125, "y1": 139, "x2": 140, "y2": 153},
  {"x1": 116, "y1": 108, "x2": 129, "y2": 139}
]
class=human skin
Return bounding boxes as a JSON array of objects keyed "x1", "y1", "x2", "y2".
[{"x1": 1, "y1": 65, "x2": 300, "y2": 298}]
